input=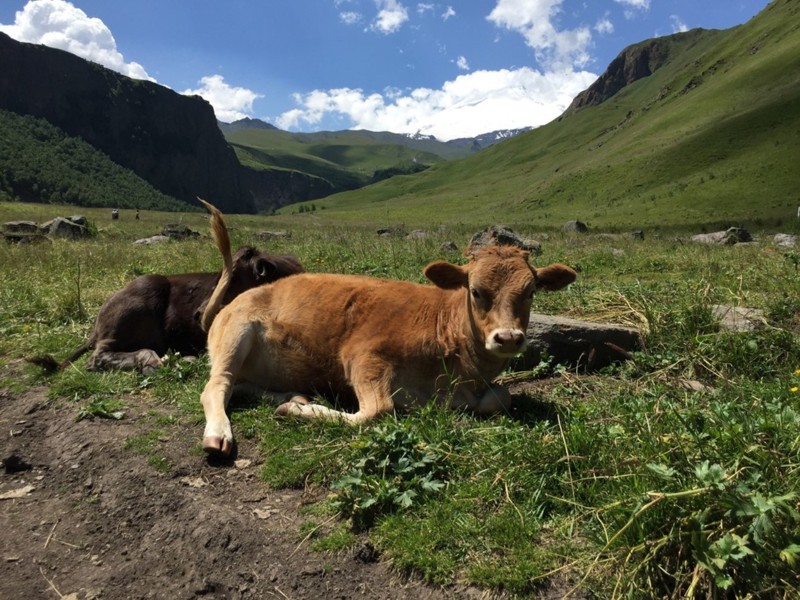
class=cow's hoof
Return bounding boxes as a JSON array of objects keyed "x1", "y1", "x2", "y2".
[
  {"x1": 275, "y1": 395, "x2": 309, "y2": 417},
  {"x1": 203, "y1": 435, "x2": 233, "y2": 456}
]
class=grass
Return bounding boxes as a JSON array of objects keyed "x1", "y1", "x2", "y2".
[{"x1": 1, "y1": 200, "x2": 799, "y2": 597}]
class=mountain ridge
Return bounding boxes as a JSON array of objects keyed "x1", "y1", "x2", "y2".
[{"x1": 284, "y1": 0, "x2": 800, "y2": 229}]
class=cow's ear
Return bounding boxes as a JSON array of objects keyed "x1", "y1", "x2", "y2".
[
  {"x1": 424, "y1": 261, "x2": 468, "y2": 289},
  {"x1": 254, "y1": 258, "x2": 276, "y2": 281},
  {"x1": 534, "y1": 263, "x2": 577, "y2": 292}
]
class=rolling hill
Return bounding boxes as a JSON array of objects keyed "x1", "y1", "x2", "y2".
[
  {"x1": 220, "y1": 121, "x2": 532, "y2": 200},
  {"x1": 281, "y1": 0, "x2": 800, "y2": 231}
]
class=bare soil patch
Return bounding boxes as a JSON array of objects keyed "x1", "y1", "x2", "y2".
[{"x1": 0, "y1": 361, "x2": 491, "y2": 600}]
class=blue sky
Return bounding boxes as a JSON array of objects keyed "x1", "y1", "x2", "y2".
[{"x1": 1, "y1": 0, "x2": 771, "y2": 140}]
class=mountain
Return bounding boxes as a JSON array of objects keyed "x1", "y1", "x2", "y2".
[
  {"x1": 220, "y1": 121, "x2": 532, "y2": 212},
  {"x1": 218, "y1": 117, "x2": 278, "y2": 135},
  {"x1": 291, "y1": 0, "x2": 800, "y2": 230},
  {"x1": 222, "y1": 119, "x2": 531, "y2": 160},
  {"x1": 0, "y1": 31, "x2": 249, "y2": 213}
]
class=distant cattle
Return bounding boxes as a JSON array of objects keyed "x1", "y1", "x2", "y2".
[
  {"x1": 30, "y1": 201, "x2": 303, "y2": 374},
  {"x1": 199, "y1": 208, "x2": 576, "y2": 456}
]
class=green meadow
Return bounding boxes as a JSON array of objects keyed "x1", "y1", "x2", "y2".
[{"x1": 1, "y1": 201, "x2": 799, "y2": 598}]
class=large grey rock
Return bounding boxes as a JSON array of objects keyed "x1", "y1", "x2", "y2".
[
  {"x1": 774, "y1": 234, "x2": 797, "y2": 248},
  {"x1": 3, "y1": 221, "x2": 39, "y2": 234},
  {"x1": 134, "y1": 234, "x2": 170, "y2": 245},
  {"x1": 712, "y1": 305, "x2": 765, "y2": 332},
  {"x1": 521, "y1": 314, "x2": 643, "y2": 370},
  {"x1": 41, "y1": 217, "x2": 90, "y2": 239},
  {"x1": 690, "y1": 227, "x2": 751, "y2": 245},
  {"x1": 563, "y1": 220, "x2": 589, "y2": 234},
  {"x1": 406, "y1": 230, "x2": 429, "y2": 241},
  {"x1": 162, "y1": 223, "x2": 199, "y2": 240},
  {"x1": 377, "y1": 226, "x2": 406, "y2": 237}
]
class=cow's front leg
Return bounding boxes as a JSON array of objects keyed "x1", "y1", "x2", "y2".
[
  {"x1": 201, "y1": 373, "x2": 235, "y2": 455},
  {"x1": 450, "y1": 383, "x2": 511, "y2": 415},
  {"x1": 277, "y1": 357, "x2": 394, "y2": 424},
  {"x1": 87, "y1": 344, "x2": 162, "y2": 373},
  {"x1": 474, "y1": 383, "x2": 512, "y2": 414}
]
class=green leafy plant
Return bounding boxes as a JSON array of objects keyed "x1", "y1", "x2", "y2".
[
  {"x1": 76, "y1": 396, "x2": 125, "y2": 421},
  {"x1": 332, "y1": 417, "x2": 448, "y2": 529}
]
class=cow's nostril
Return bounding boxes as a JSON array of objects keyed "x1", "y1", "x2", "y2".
[{"x1": 494, "y1": 331, "x2": 525, "y2": 347}]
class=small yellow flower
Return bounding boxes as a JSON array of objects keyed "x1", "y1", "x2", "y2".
[
  {"x1": 795, "y1": 368, "x2": 800, "y2": 376},
  {"x1": 792, "y1": 387, "x2": 799, "y2": 393}
]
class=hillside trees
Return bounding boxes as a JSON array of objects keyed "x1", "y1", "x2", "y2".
[{"x1": 0, "y1": 110, "x2": 188, "y2": 211}]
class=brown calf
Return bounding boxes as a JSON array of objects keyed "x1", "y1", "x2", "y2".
[
  {"x1": 30, "y1": 202, "x2": 303, "y2": 374},
  {"x1": 200, "y1": 233, "x2": 576, "y2": 456}
]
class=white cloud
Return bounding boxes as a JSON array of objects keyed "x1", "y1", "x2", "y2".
[
  {"x1": 595, "y1": 17, "x2": 614, "y2": 35},
  {"x1": 182, "y1": 75, "x2": 263, "y2": 123},
  {"x1": 442, "y1": 6, "x2": 456, "y2": 21},
  {"x1": 340, "y1": 11, "x2": 362, "y2": 25},
  {"x1": 615, "y1": 0, "x2": 649, "y2": 19},
  {"x1": 670, "y1": 15, "x2": 689, "y2": 33},
  {"x1": 455, "y1": 55, "x2": 470, "y2": 70},
  {"x1": 370, "y1": 0, "x2": 409, "y2": 34},
  {"x1": 614, "y1": 0, "x2": 649, "y2": 8},
  {"x1": 417, "y1": 3, "x2": 434, "y2": 15},
  {"x1": 275, "y1": 67, "x2": 597, "y2": 141},
  {"x1": 0, "y1": 0, "x2": 152, "y2": 80},
  {"x1": 487, "y1": 0, "x2": 592, "y2": 71}
]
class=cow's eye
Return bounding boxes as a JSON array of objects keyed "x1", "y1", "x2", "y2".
[{"x1": 470, "y1": 287, "x2": 481, "y2": 300}]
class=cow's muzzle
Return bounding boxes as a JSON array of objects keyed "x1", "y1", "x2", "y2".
[{"x1": 486, "y1": 328, "x2": 527, "y2": 356}]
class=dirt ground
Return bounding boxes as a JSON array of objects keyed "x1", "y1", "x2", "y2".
[{"x1": 1, "y1": 358, "x2": 547, "y2": 600}]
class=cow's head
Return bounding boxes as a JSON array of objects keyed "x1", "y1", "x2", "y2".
[
  {"x1": 224, "y1": 246, "x2": 304, "y2": 302},
  {"x1": 424, "y1": 246, "x2": 576, "y2": 357},
  {"x1": 194, "y1": 247, "x2": 304, "y2": 324}
]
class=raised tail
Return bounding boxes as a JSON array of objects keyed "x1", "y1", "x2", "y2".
[{"x1": 198, "y1": 198, "x2": 234, "y2": 332}]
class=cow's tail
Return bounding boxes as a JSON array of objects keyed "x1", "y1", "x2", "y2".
[
  {"x1": 27, "y1": 339, "x2": 94, "y2": 372},
  {"x1": 198, "y1": 198, "x2": 233, "y2": 332}
]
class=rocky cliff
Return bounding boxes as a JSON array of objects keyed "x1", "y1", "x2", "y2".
[
  {"x1": 0, "y1": 32, "x2": 251, "y2": 213},
  {"x1": 566, "y1": 30, "x2": 708, "y2": 113},
  {"x1": 240, "y1": 166, "x2": 336, "y2": 214}
]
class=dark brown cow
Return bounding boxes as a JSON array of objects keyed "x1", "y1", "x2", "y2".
[
  {"x1": 199, "y1": 214, "x2": 576, "y2": 455},
  {"x1": 30, "y1": 203, "x2": 303, "y2": 374}
]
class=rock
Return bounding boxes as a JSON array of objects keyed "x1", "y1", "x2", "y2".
[
  {"x1": 440, "y1": 241, "x2": 459, "y2": 252},
  {"x1": 690, "y1": 227, "x2": 751, "y2": 245},
  {"x1": 630, "y1": 230, "x2": 645, "y2": 240},
  {"x1": 774, "y1": 234, "x2": 797, "y2": 248},
  {"x1": 68, "y1": 215, "x2": 88, "y2": 227},
  {"x1": 712, "y1": 305, "x2": 765, "y2": 332},
  {"x1": 466, "y1": 225, "x2": 542, "y2": 255},
  {"x1": 520, "y1": 314, "x2": 643, "y2": 370},
  {"x1": 41, "y1": 217, "x2": 90, "y2": 239},
  {"x1": 161, "y1": 224, "x2": 199, "y2": 240},
  {"x1": 3, "y1": 221, "x2": 39, "y2": 234},
  {"x1": 133, "y1": 235, "x2": 170, "y2": 245},
  {"x1": 405, "y1": 230, "x2": 429, "y2": 240},
  {"x1": 376, "y1": 226, "x2": 406, "y2": 237},
  {"x1": 563, "y1": 220, "x2": 589, "y2": 234}
]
